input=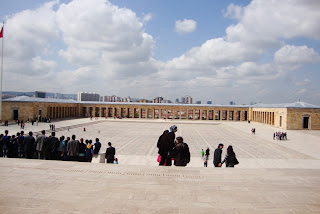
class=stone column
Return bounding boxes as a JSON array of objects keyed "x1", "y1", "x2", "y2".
[{"x1": 186, "y1": 109, "x2": 189, "y2": 120}]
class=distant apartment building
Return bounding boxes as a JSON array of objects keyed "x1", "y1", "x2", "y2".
[
  {"x1": 78, "y1": 92, "x2": 100, "y2": 101},
  {"x1": 185, "y1": 95, "x2": 193, "y2": 104},
  {"x1": 153, "y1": 97, "x2": 163, "y2": 103},
  {"x1": 196, "y1": 101, "x2": 201, "y2": 104},
  {"x1": 161, "y1": 99, "x2": 172, "y2": 103},
  {"x1": 121, "y1": 97, "x2": 131, "y2": 102},
  {"x1": 207, "y1": 100, "x2": 212, "y2": 104},
  {"x1": 35, "y1": 91, "x2": 46, "y2": 98},
  {"x1": 139, "y1": 99, "x2": 150, "y2": 103},
  {"x1": 181, "y1": 97, "x2": 186, "y2": 104}
]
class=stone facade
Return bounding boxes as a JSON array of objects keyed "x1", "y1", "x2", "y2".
[{"x1": 2, "y1": 97, "x2": 320, "y2": 130}]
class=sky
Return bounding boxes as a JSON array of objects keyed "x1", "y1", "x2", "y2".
[{"x1": 0, "y1": 0, "x2": 320, "y2": 105}]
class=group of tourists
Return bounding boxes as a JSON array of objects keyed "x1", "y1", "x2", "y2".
[
  {"x1": 0, "y1": 129, "x2": 117, "y2": 164},
  {"x1": 273, "y1": 132, "x2": 287, "y2": 140},
  {"x1": 157, "y1": 125, "x2": 239, "y2": 168},
  {"x1": 157, "y1": 125, "x2": 191, "y2": 167},
  {"x1": 202, "y1": 144, "x2": 239, "y2": 167}
]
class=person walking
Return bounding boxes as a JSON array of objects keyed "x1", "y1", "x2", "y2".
[
  {"x1": 203, "y1": 155, "x2": 208, "y2": 167},
  {"x1": 205, "y1": 147, "x2": 210, "y2": 160},
  {"x1": 213, "y1": 143, "x2": 224, "y2": 167},
  {"x1": 157, "y1": 125, "x2": 177, "y2": 166},
  {"x1": 221, "y1": 145, "x2": 239, "y2": 167},
  {"x1": 173, "y1": 137, "x2": 190, "y2": 167},
  {"x1": 105, "y1": 142, "x2": 116, "y2": 163},
  {"x1": 201, "y1": 149, "x2": 204, "y2": 158}
]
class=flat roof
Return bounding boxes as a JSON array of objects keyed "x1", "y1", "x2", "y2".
[{"x1": 3, "y1": 96, "x2": 320, "y2": 109}]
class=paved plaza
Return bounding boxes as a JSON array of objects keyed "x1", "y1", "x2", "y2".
[{"x1": 0, "y1": 118, "x2": 320, "y2": 213}]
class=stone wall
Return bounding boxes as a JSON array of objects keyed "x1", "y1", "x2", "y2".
[{"x1": 287, "y1": 108, "x2": 320, "y2": 130}]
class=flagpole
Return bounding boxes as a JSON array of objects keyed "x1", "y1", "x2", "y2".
[{"x1": 0, "y1": 22, "x2": 4, "y2": 121}]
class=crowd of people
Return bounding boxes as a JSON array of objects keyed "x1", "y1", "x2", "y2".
[
  {"x1": 0, "y1": 129, "x2": 117, "y2": 164},
  {"x1": 1, "y1": 123, "x2": 241, "y2": 168},
  {"x1": 273, "y1": 132, "x2": 287, "y2": 140}
]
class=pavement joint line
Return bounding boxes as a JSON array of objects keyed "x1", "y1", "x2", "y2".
[{"x1": 2, "y1": 164, "x2": 209, "y2": 178}]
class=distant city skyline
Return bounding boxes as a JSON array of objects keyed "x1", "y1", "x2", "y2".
[{"x1": 1, "y1": 0, "x2": 320, "y2": 105}]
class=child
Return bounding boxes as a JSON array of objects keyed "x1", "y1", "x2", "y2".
[
  {"x1": 114, "y1": 157, "x2": 118, "y2": 164},
  {"x1": 204, "y1": 155, "x2": 208, "y2": 167}
]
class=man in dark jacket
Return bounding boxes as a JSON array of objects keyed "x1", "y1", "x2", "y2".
[
  {"x1": 157, "y1": 125, "x2": 177, "y2": 166},
  {"x1": 105, "y1": 142, "x2": 115, "y2": 163},
  {"x1": 93, "y1": 138, "x2": 101, "y2": 154},
  {"x1": 24, "y1": 131, "x2": 35, "y2": 159},
  {"x1": 205, "y1": 147, "x2": 210, "y2": 160},
  {"x1": 17, "y1": 131, "x2": 25, "y2": 158},
  {"x1": 2, "y1": 130, "x2": 10, "y2": 157},
  {"x1": 46, "y1": 132, "x2": 59, "y2": 160},
  {"x1": 213, "y1": 143, "x2": 224, "y2": 167}
]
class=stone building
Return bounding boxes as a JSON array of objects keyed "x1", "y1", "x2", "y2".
[{"x1": 2, "y1": 96, "x2": 320, "y2": 130}]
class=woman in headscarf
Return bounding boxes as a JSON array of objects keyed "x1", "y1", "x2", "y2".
[{"x1": 221, "y1": 145, "x2": 239, "y2": 167}]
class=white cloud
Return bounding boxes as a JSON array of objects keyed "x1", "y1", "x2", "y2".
[
  {"x1": 274, "y1": 45, "x2": 320, "y2": 65},
  {"x1": 223, "y1": 3, "x2": 243, "y2": 20},
  {"x1": 175, "y1": 19, "x2": 197, "y2": 34},
  {"x1": 2, "y1": 0, "x2": 320, "y2": 105},
  {"x1": 142, "y1": 13, "x2": 152, "y2": 23},
  {"x1": 226, "y1": 0, "x2": 320, "y2": 47}
]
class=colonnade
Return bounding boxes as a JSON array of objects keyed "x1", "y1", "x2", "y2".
[
  {"x1": 252, "y1": 111, "x2": 274, "y2": 125},
  {"x1": 82, "y1": 105, "x2": 249, "y2": 121},
  {"x1": 47, "y1": 106, "x2": 78, "y2": 119}
]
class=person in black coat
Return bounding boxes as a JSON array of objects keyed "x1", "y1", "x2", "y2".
[
  {"x1": 213, "y1": 143, "x2": 224, "y2": 167},
  {"x1": 24, "y1": 131, "x2": 35, "y2": 159},
  {"x1": 93, "y1": 138, "x2": 101, "y2": 155},
  {"x1": 157, "y1": 125, "x2": 177, "y2": 166},
  {"x1": 105, "y1": 142, "x2": 115, "y2": 163},
  {"x1": 205, "y1": 147, "x2": 210, "y2": 160},
  {"x1": 46, "y1": 132, "x2": 59, "y2": 160},
  {"x1": 173, "y1": 137, "x2": 190, "y2": 167},
  {"x1": 221, "y1": 145, "x2": 239, "y2": 167}
]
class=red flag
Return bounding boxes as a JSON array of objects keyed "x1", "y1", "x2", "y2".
[{"x1": 0, "y1": 26, "x2": 3, "y2": 38}]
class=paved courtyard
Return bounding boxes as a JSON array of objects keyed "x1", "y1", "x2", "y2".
[
  {"x1": 1, "y1": 118, "x2": 319, "y2": 168},
  {"x1": 0, "y1": 118, "x2": 320, "y2": 213}
]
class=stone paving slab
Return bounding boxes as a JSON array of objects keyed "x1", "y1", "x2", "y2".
[{"x1": 0, "y1": 158, "x2": 320, "y2": 214}]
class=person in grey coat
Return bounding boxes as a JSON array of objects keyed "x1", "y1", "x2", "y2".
[
  {"x1": 36, "y1": 130, "x2": 46, "y2": 159},
  {"x1": 67, "y1": 135, "x2": 79, "y2": 161}
]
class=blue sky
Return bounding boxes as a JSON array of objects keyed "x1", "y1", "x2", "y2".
[{"x1": 1, "y1": 0, "x2": 320, "y2": 105}]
